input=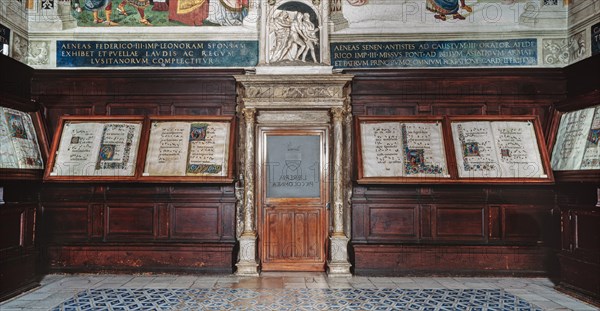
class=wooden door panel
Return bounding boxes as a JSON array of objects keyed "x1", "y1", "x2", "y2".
[
  {"x1": 264, "y1": 208, "x2": 324, "y2": 264},
  {"x1": 258, "y1": 127, "x2": 329, "y2": 272}
]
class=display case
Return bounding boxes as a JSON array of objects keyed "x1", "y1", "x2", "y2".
[
  {"x1": 44, "y1": 115, "x2": 235, "y2": 183},
  {"x1": 355, "y1": 115, "x2": 554, "y2": 184}
]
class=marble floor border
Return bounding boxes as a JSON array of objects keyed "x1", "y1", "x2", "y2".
[{"x1": 0, "y1": 274, "x2": 597, "y2": 311}]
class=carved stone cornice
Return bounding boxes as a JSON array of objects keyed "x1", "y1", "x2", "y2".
[{"x1": 235, "y1": 74, "x2": 353, "y2": 109}]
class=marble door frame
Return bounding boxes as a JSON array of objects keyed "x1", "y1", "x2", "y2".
[{"x1": 234, "y1": 74, "x2": 353, "y2": 277}]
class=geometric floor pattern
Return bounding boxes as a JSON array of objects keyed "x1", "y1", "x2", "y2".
[{"x1": 52, "y1": 288, "x2": 544, "y2": 311}]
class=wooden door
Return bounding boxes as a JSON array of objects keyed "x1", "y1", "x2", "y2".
[{"x1": 258, "y1": 127, "x2": 329, "y2": 271}]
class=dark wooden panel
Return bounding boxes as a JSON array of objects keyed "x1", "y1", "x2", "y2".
[
  {"x1": 0, "y1": 202, "x2": 39, "y2": 302},
  {"x1": 0, "y1": 209, "x2": 23, "y2": 250},
  {"x1": 431, "y1": 103, "x2": 486, "y2": 116},
  {"x1": 435, "y1": 205, "x2": 485, "y2": 240},
  {"x1": 0, "y1": 54, "x2": 33, "y2": 102},
  {"x1": 47, "y1": 244, "x2": 235, "y2": 273},
  {"x1": 364, "y1": 104, "x2": 418, "y2": 116},
  {"x1": 573, "y1": 210, "x2": 600, "y2": 259},
  {"x1": 106, "y1": 103, "x2": 160, "y2": 116},
  {"x1": 43, "y1": 203, "x2": 89, "y2": 240},
  {"x1": 0, "y1": 253, "x2": 38, "y2": 301},
  {"x1": 557, "y1": 255, "x2": 600, "y2": 304},
  {"x1": 171, "y1": 204, "x2": 220, "y2": 239},
  {"x1": 369, "y1": 205, "x2": 418, "y2": 239},
  {"x1": 353, "y1": 245, "x2": 552, "y2": 275},
  {"x1": 502, "y1": 205, "x2": 548, "y2": 242},
  {"x1": 172, "y1": 103, "x2": 224, "y2": 116},
  {"x1": 348, "y1": 68, "x2": 566, "y2": 96},
  {"x1": 565, "y1": 54, "x2": 600, "y2": 96},
  {"x1": 106, "y1": 204, "x2": 155, "y2": 238}
]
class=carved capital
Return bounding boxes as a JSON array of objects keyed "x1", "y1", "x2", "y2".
[
  {"x1": 243, "y1": 108, "x2": 256, "y2": 123},
  {"x1": 331, "y1": 107, "x2": 345, "y2": 121}
]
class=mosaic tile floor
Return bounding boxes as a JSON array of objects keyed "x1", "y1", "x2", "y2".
[
  {"x1": 50, "y1": 288, "x2": 545, "y2": 311},
  {"x1": 1, "y1": 274, "x2": 598, "y2": 311}
]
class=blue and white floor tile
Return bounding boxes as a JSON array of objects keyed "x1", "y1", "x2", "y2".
[
  {"x1": 50, "y1": 288, "x2": 545, "y2": 311},
  {"x1": 1, "y1": 274, "x2": 597, "y2": 311}
]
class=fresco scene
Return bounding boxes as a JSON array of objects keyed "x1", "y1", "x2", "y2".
[
  {"x1": 341, "y1": 0, "x2": 557, "y2": 31},
  {"x1": 71, "y1": 0, "x2": 248, "y2": 26}
]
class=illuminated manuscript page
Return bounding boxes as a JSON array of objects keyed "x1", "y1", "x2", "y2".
[
  {"x1": 186, "y1": 122, "x2": 230, "y2": 176},
  {"x1": 491, "y1": 121, "x2": 545, "y2": 178},
  {"x1": 94, "y1": 123, "x2": 141, "y2": 176},
  {"x1": 0, "y1": 107, "x2": 43, "y2": 169},
  {"x1": 580, "y1": 106, "x2": 600, "y2": 170},
  {"x1": 144, "y1": 122, "x2": 190, "y2": 176},
  {"x1": 0, "y1": 107, "x2": 20, "y2": 168},
  {"x1": 52, "y1": 122, "x2": 104, "y2": 176},
  {"x1": 452, "y1": 121, "x2": 500, "y2": 178},
  {"x1": 401, "y1": 122, "x2": 448, "y2": 177},
  {"x1": 360, "y1": 122, "x2": 403, "y2": 177},
  {"x1": 551, "y1": 107, "x2": 595, "y2": 170}
]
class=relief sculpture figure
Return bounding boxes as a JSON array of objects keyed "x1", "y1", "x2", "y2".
[
  {"x1": 298, "y1": 12, "x2": 318, "y2": 62},
  {"x1": 269, "y1": 10, "x2": 319, "y2": 63},
  {"x1": 270, "y1": 10, "x2": 292, "y2": 62}
]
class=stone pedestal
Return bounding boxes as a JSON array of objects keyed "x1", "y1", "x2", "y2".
[
  {"x1": 327, "y1": 235, "x2": 352, "y2": 277},
  {"x1": 235, "y1": 234, "x2": 259, "y2": 276}
]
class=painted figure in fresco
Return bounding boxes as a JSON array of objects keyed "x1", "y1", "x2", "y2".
[
  {"x1": 81, "y1": 0, "x2": 118, "y2": 25},
  {"x1": 117, "y1": 0, "x2": 153, "y2": 25},
  {"x1": 206, "y1": 0, "x2": 248, "y2": 26},
  {"x1": 426, "y1": 0, "x2": 472, "y2": 21}
]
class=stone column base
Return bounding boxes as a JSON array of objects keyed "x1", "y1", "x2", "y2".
[
  {"x1": 235, "y1": 234, "x2": 259, "y2": 276},
  {"x1": 327, "y1": 261, "x2": 352, "y2": 277},
  {"x1": 236, "y1": 261, "x2": 260, "y2": 276},
  {"x1": 327, "y1": 235, "x2": 352, "y2": 277}
]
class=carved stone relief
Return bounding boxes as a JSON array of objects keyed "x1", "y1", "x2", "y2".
[
  {"x1": 543, "y1": 38, "x2": 570, "y2": 65},
  {"x1": 27, "y1": 41, "x2": 50, "y2": 65},
  {"x1": 12, "y1": 33, "x2": 28, "y2": 63},
  {"x1": 568, "y1": 30, "x2": 586, "y2": 63},
  {"x1": 542, "y1": 31, "x2": 587, "y2": 65},
  {"x1": 269, "y1": 3, "x2": 320, "y2": 64}
]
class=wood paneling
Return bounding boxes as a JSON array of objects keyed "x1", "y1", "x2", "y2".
[
  {"x1": 0, "y1": 201, "x2": 39, "y2": 301},
  {"x1": 354, "y1": 245, "x2": 552, "y2": 276},
  {"x1": 349, "y1": 67, "x2": 564, "y2": 276},
  {"x1": 554, "y1": 55, "x2": 600, "y2": 306},
  {"x1": 0, "y1": 55, "x2": 40, "y2": 302},
  {"x1": 171, "y1": 204, "x2": 220, "y2": 239},
  {"x1": 42, "y1": 185, "x2": 236, "y2": 272},
  {"x1": 47, "y1": 244, "x2": 234, "y2": 273},
  {"x1": 33, "y1": 69, "x2": 240, "y2": 273},
  {"x1": 106, "y1": 204, "x2": 156, "y2": 239},
  {"x1": 44, "y1": 203, "x2": 90, "y2": 240},
  {"x1": 369, "y1": 205, "x2": 418, "y2": 238},
  {"x1": 263, "y1": 208, "x2": 325, "y2": 270},
  {"x1": 435, "y1": 205, "x2": 485, "y2": 240}
]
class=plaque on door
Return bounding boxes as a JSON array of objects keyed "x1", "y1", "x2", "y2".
[{"x1": 266, "y1": 135, "x2": 321, "y2": 199}]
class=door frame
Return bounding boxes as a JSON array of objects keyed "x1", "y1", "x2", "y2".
[{"x1": 256, "y1": 125, "x2": 330, "y2": 271}]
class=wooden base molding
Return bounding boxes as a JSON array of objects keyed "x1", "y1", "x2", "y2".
[
  {"x1": 353, "y1": 245, "x2": 555, "y2": 276},
  {"x1": 47, "y1": 244, "x2": 235, "y2": 273}
]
